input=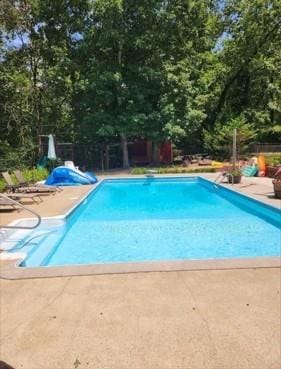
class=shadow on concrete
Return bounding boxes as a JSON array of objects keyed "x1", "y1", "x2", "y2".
[{"x1": 0, "y1": 361, "x2": 16, "y2": 369}]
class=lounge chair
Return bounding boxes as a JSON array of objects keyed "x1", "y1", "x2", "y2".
[
  {"x1": 3, "y1": 192, "x2": 42, "y2": 204},
  {"x1": 242, "y1": 165, "x2": 258, "y2": 177},
  {"x1": 13, "y1": 170, "x2": 62, "y2": 192},
  {"x1": 0, "y1": 197, "x2": 19, "y2": 210},
  {"x1": 2, "y1": 172, "x2": 19, "y2": 192},
  {"x1": 2, "y1": 172, "x2": 56, "y2": 194}
]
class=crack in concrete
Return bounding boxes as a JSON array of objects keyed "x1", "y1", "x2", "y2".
[{"x1": 177, "y1": 272, "x2": 219, "y2": 365}]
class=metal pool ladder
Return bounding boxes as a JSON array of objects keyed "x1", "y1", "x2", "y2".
[
  {"x1": 146, "y1": 170, "x2": 158, "y2": 178},
  {"x1": 0, "y1": 193, "x2": 41, "y2": 230},
  {"x1": 214, "y1": 172, "x2": 234, "y2": 187}
]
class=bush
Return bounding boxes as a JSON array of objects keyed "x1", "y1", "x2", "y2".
[
  {"x1": 130, "y1": 166, "x2": 216, "y2": 175},
  {"x1": 264, "y1": 154, "x2": 281, "y2": 166},
  {"x1": 0, "y1": 179, "x2": 6, "y2": 192},
  {"x1": 131, "y1": 167, "x2": 148, "y2": 174},
  {"x1": 21, "y1": 168, "x2": 49, "y2": 183}
]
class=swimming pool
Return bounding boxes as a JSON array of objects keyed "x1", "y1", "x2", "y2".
[{"x1": 5, "y1": 177, "x2": 281, "y2": 269}]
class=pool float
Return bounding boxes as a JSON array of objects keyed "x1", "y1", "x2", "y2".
[
  {"x1": 211, "y1": 160, "x2": 224, "y2": 168},
  {"x1": 257, "y1": 155, "x2": 266, "y2": 177},
  {"x1": 45, "y1": 166, "x2": 98, "y2": 186},
  {"x1": 242, "y1": 165, "x2": 258, "y2": 177}
]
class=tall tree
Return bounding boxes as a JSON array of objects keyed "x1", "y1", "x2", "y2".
[
  {"x1": 0, "y1": 0, "x2": 88, "y2": 164},
  {"x1": 204, "y1": 0, "x2": 281, "y2": 139},
  {"x1": 73, "y1": 0, "x2": 220, "y2": 167},
  {"x1": 73, "y1": 0, "x2": 166, "y2": 168}
]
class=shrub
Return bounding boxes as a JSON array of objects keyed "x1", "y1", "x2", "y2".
[
  {"x1": 130, "y1": 166, "x2": 216, "y2": 175},
  {"x1": 130, "y1": 167, "x2": 148, "y2": 175},
  {"x1": 21, "y1": 168, "x2": 49, "y2": 183},
  {"x1": 264, "y1": 154, "x2": 281, "y2": 166},
  {"x1": 0, "y1": 179, "x2": 6, "y2": 192}
]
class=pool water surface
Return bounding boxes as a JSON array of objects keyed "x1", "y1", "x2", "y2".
[{"x1": 11, "y1": 177, "x2": 281, "y2": 267}]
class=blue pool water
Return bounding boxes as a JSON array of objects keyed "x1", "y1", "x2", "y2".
[{"x1": 15, "y1": 177, "x2": 281, "y2": 267}]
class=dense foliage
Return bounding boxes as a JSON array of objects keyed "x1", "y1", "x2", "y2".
[
  {"x1": 0, "y1": 0, "x2": 280, "y2": 168},
  {"x1": 131, "y1": 166, "x2": 217, "y2": 175},
  {"x1": 203, "y1": 116, "x2": 257, "y2": 159}
]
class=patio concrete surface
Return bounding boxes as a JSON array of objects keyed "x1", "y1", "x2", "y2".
[
  {"x1": 0, "y1": 185, "x2": 93, "y2": 227},
  {"x1": 1, "y1": 268, "x2": 280, "y2": 369},
  {"x1": 0, "y1": 173, "x2": 280, "y2": 369},
  {"x1": 221, "y1": 175, "x2": 281, "y2": 208}
]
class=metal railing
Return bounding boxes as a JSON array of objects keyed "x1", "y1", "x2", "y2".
[
  {"x1": 0, "y1": 193, "x2": 42, "y2": 229},
  {"x1": 214, "y1": 172, "x2": 234, "y2": 186}
]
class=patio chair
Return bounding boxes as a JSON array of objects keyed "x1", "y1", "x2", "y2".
[
  {"x1": 241, "y1": 165, "x2": 258, "y2": 177},
  {"x1": 1, "y1": 172, "x2": 19, "y2": 192},
  {"x1": 0, "y1": 197, "x2": 19, "y2": 210},
  {"x1": 2, "y1": 172, "x2": 56, "y2": 195},
  {"x1": 3, "y1": 192, "x2": 42, "y2": 204},
  {"x1": 13, "y1": 170, "x2": 62, "y2": 192}
]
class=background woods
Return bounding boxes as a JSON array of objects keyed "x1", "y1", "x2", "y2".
[{"x1": 0, "y1": 0, "x2": 280, "y2": 169}]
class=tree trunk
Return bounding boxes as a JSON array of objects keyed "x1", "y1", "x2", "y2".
[
  {"x1": 121, "y1": 133, "x2": 129, "y2": 169},
  {"x1": 152, "y1": 142, "x2": 160, "y2": 165},
  {"x1": 100, "y1": 145, "x2": 105, "y2": 172},
  {"x1": 117, "y1": 40, "x2": 129, "y2": 169},
  {"x1": 105, "y1": 144, "x2": 110, "y2": 170}
]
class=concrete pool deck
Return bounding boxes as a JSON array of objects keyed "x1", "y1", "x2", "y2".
[
  {"x1": 0, "y1": 174, "x2": 280, "y2": 369},
  {"x1": 1, "y1": 268, "x2": 280, "y2": 369}
]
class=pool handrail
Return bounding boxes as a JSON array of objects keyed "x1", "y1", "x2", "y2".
[
  {"x1": 214, "y1": 172, "x2": 234, "y2": 186},
  {"x1": 0, "y1": 193, "x2": 42, "y2": 229}
]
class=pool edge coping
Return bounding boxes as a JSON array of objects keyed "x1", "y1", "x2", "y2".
[
  {"x1": 1, "y1": 174, "x2": 280, "y2": 279},
  {"x1": 1, "y1": 256, "x2": 280, "y2": 280}
]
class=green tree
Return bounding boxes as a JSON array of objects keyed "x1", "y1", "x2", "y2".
[
  {"x1": 203, "y1": 116, "x2": 257, "y2": 159},
  {"x1": 159, "y1": 0, "x2": 221, "y2": 141},
  {"x1": 0, "y1": 0, "x2": 88, "y2": 165},
  {"x1": 73, "y1": 0, "x2": 221, "y2": 167},
  {"x1": 1, "y1": 0, "x2": 279, "y2": 171},
  {"x1": 73, "y1": 0, "x2": 167, "y2": 168},
  {"x1": 203, "y1": 0, "x2": 281, "y2": 140}
]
